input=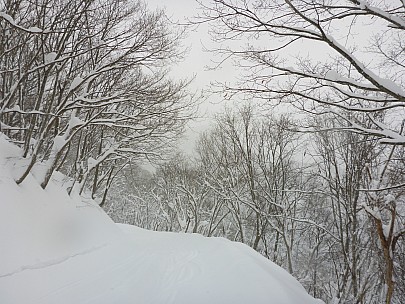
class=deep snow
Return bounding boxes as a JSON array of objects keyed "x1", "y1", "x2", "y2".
[{"x1": 0, "y1": 134, "x2": 322, "y2": 304}]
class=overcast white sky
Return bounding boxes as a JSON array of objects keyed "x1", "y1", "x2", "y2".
[
  {"x1": 147, "y1": 0, "x2": 212, "y2": 86},
  {"x1": 147, "y1": 0, "x2": 236, "y2": 155}
]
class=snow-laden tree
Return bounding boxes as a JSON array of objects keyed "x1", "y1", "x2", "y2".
[
  {"x1": 104, "y1": 155, "x2": 215, "y2": 234},
  {"x1": 360, "y1": 140, "x2": 405, "y2": 304},
  {"x1": 195, "y1": 106, "x2": 319, "y2": 275},
  {"x1": 304, "y1": 113, "x2": 405, "y2": 304},
  {"x1": 105, "y1": 106, "x2": 311, "y2": 252},
  {"x1": 197, "y1": 0, "x2": 405, "y2": 145},
  {"x1": 0, "y1": 0, "x2": 195, "y2": 190},
  {"x1": 311, "y1": 118, "x2": 380, "y2": 303}
]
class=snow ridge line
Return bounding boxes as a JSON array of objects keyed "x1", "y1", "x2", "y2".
[{"x1": 0, "y1": 243, "x2": 108, "y2": 278}]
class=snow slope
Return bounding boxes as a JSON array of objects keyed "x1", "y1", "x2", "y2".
[{"x1": 0, "y1": 134, "x2": 322, "y2": 304}]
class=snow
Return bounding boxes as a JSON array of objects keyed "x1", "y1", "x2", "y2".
[
  {"x1": 0, "y1": 12, "x2": 15, "y2": 25},
  {"x1": 27, "y1": 26, "x2": 42, "y2": 33},
  {"x1": 69, "y1": 77, "x2": 83, "y2": 91},
  {"x1": 361, "y1": 202, "x2": 382, "y2": 221},
  {"x1": 385, "y1": 194, "x2": 395, "y2": 204},
  {"x1": 67, "y1": 113, "x2": 83, "y2": 130},
  {"x1": 86, "y1": 147, "x2": 117, "y2": 172},
  {"x1": 324, "y1": 33, "x2": 405, "y2": 97},
  {"x1": 87, "y1": 157, "x2": 97, "y2": 170},
  {"x1": 44, "y1": 52, "x2": 57, "y2": 64},
  {"x1": 52, "y1": 135, "x2": 66, "y2": 151},
  {"x1": 0, "y1": 133, "x2": 321, "y2": 304},
  {"x1": 356, "y1": 0, "x2": 405, "y2": 29},
  {"x1": 0, "y1": 12, "x2": 45, "y2": 33},
  {"x1": 325, "y1": 70, "x2": 340, "y2": 81}
]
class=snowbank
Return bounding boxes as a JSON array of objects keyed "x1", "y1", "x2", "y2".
[{"x1": 0, "y1": 134, "x2": 321, "y2": 304}]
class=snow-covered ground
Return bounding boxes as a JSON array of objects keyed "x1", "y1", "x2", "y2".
[{"x1": 0, "y1": 134, "x2": 322, "y2": 304}]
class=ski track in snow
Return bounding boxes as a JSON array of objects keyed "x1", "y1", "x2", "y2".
[
  {"x1": 158, "y1": 250, "x2": 202, "y2": 304},
  {"x1": 32, "y1": 241, "x2": 147, "y2": 304},
  {"x1": 0, "y1": 243, "x2": 107, "y2": 279},
  {"x1": 32, "y1": 242, "x2": 202, "y2": 304}
]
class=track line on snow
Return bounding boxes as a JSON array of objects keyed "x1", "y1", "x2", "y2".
[
  {"x1": 157, "y1": 250, "x2": 202, "y2": 304},
  {"x1": 0, "y1": 243, "x2": 107, "y2": 278},
  {"x1": 32, "y1": 239, "x2": 148, "y2": 304}
]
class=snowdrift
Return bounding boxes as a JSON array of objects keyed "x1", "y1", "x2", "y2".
[{"x1": 0, "y1": 134, "x2": 321, "y2": 304}]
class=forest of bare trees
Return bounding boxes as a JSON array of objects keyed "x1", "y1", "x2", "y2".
[
  {"x1": 0, "y1": 0, "x2": 195, "y2": 202},
  {"x1": 106, "y1": 106, "x2": 405, "y2": 304},
  {"x1": 1, "y1": 0, "x2": 404, "y2": 304}
]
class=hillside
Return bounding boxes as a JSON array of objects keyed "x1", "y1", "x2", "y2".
[{"x1": 0, "y1": 134, "x2": 321, "y2": 304}]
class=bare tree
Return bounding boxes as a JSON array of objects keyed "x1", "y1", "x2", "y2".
[
  {"x1": 312, "y1": 116, "x2": 379, "y2": 303},
  {"x1": 196, "y1": 106, "x2": 313, "y2": 275},
  {"x1": 0, "y1": 0, "x2": 195, "y2": 190},
  {"x1": 309, "y1": 113, "x2": 405, "y2": 303},
  {"x1": 361, "y1": 141, "x2": 405, "y2": 304},
  {"x1": 197, "y1": 0, "x2": 405, "y2": 145}
]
